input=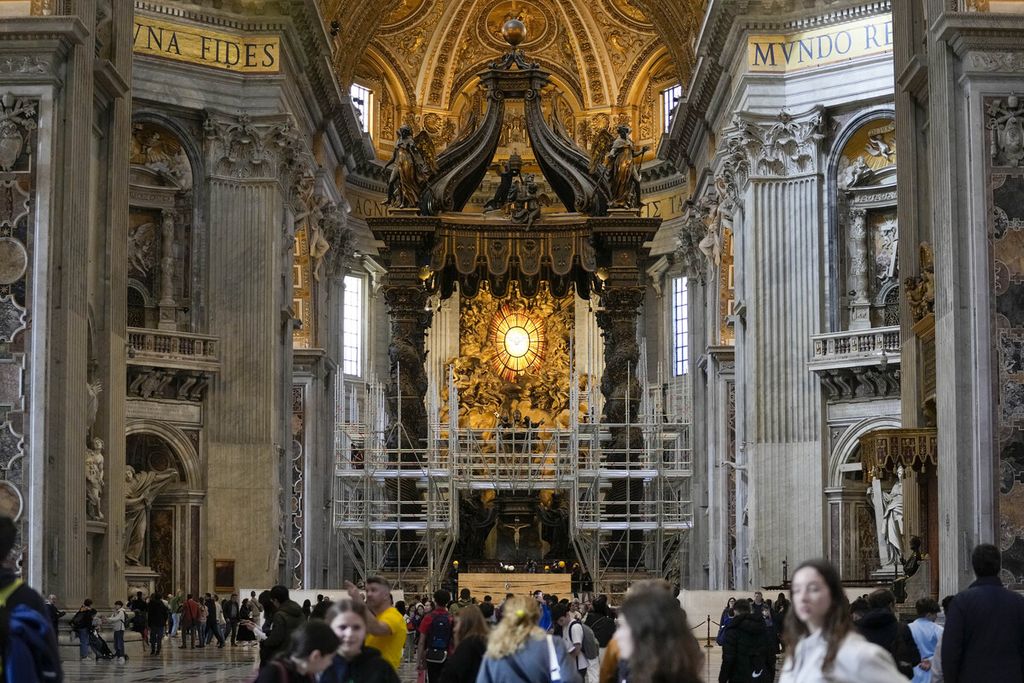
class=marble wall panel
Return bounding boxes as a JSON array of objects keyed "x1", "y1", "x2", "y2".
[{"x1": 989, "y1": 97, "x2": 1024, "y2": 585}]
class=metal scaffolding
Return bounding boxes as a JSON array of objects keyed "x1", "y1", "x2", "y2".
[{"x1": 334, "y1": 361, "x2": 693, "y2": 591}]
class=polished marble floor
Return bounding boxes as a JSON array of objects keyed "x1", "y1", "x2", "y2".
[{"x1": 63, "y1": 638, "x2": 726, "y2": 682}]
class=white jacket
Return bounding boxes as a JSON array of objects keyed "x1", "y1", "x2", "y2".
[{"x1": 778, "y1": 630, "x2": 907, "y2": 683}]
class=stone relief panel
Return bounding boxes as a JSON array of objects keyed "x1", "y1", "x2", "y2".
[
  {"x1": 0, "y1": 94, "x2": 37, "y2": 565},
  {"x1": 129, "y1": 121, "x2": 195, "y2": 331},
  {"x1": 988, "y1": 95, "x2": 1024, "y2": 586},
  {"x1": 290, "y1": 385, "x2": 305, "y2": 589}
]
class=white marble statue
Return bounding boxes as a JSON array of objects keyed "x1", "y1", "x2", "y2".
[
  {"x1": 85, "y1": 437, "x2": 104, "y2": 521},
  {"x1": 882, "y1": 475, "x2": 904, "y2": 567},
  {"x1": 124, "y1": 465, "x2": 178, "y2": 566},
  {"x1": 869, "y1": 470, "x2": 905, "y2": 569},
  {"x1": 699, "y1": 176, "x2": 732, "y2": 268}
]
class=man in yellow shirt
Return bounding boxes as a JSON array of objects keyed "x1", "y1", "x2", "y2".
[{"x1": 344, "y1": 576, "x2": 407, "y2": 672}]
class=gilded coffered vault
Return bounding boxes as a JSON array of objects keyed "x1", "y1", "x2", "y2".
[{"x1": 322, "y1": 0, "x2": 704, "y2": 162}]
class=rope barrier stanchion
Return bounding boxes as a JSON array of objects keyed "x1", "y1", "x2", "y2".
[{"x1": 690, "y1": 615, "x2": 718, "y2": 649}]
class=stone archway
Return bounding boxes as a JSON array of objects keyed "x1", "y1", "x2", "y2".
[
  {"x1": 125, "y1": 423, "x2": 204, "y2": 597},
  {"x1": 825, "y1": 416, "x2": 901, "y2": 580}
]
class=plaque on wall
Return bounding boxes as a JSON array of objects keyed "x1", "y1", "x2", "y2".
[{"x1": 213, "y1": 559, "x2": 235, "y2": 593}]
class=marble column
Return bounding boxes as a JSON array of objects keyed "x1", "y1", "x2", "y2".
[
  {"x1": 726, "y1": 109, "x2": 827, "y2": 587},
  {"x1": 157, "y1": 209, "x2": 177, "y2": 331},
  {"x1": 93, "y1": 0, "x2": 133, "y2": 606},
  {"x1": 382, "y1": 283, "x2": 432, "y2": 455},
  {"x1": 203, "y1": 112, "x2": 309, "y2": 589},
  {"x1": 28, "y1": 0, "x2": 99, "y2": 603},
  {"x1": 596, "y1": 286, "x2": 644, "y2": 436},
  {"x1": 847, "y1": 208, "x2": 871, "y2": 330}
]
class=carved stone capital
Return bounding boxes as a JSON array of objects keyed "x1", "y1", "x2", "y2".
[
  {"x1": 203, "y1": 113, "x2": 317, "y2": 203},
  {"x1": 724, "y1": 108, "x2": 825, "y2": 179}
]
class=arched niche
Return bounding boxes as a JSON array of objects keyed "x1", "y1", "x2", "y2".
[
  {"x1": 825, "y1": 110, "x2": 898, "y2": 332},
  {"x1": 825, "y1": 415, "x2": 901, "y2": 581},
  {"x1": 125, "y1": 422, "x2": 204, "y2": 596},
  {"x1": 128, "y1": 117, "x2": 199, "y2": 332}
]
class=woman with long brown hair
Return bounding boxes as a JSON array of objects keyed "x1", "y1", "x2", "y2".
[
  {"x1": 613, "y1": 587, "x2": 703, "y2": 683},
  {"x1": 440, "y1": 604, "x2": 489, "y2": 683},
  {"x1": 779, "y1": 559, "x2": 905, "y2": 682},
  {"x1": 477, "y1": 596, "x2": 580, "y2": 683}
]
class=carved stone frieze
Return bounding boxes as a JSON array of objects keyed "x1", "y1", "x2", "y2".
[
  {"x1": 0, "y1": 56, "x2": 51, "y2": 76},
  {"x1": 987, "y1": 96, "x2": 1024, "y2": 168},
  {"x1": 969, "y1": 52, "x2": 1024, "y2": 73},
  {"x1": 725, "y1": 109, "x2": 825, "y2": 179}
]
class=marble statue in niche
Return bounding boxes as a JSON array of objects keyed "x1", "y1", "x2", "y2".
[
  {"x1": 124, "y1": 465, "x2": 178, "y2": 566},
  {"x1": 868, "y1": 469, "x2": 904, "y2": 569},
  {"x1": 84, "y1": 378, "x2": 104, "y2": 521},
  {"x1": 875, "y1": 218, "x2": 899, "y2": 282},
  {"x1": 85, "y1": 437, "x2": 104, "y2": 521}
]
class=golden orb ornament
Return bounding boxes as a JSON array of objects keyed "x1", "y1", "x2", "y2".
[{"x1": 502, "y1": 18, "x2": 527, "y2": 47}]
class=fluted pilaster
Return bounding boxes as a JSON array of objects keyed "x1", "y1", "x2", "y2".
[
  {"x1": 202, "y1": 111, "x2": 312, "y2": 589},
  {"x1": 725, "y1": 109, "x2": 826, "y2": 586}
]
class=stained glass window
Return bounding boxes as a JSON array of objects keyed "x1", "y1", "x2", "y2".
[{"x1": 490, "y1": 306, "x2": 545, "y2": 381}]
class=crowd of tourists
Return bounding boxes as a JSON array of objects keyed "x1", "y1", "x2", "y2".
[{"x1": 0, "y1": 521, "x2": 1020, "y2": 683}]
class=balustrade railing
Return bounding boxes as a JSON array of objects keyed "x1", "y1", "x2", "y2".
[
  {"x1": 126, "y1": 327, "x2": 220, "y2": 369},
  {"x1": 810, "y1": 326, "x2": 900, "y2": 364}
]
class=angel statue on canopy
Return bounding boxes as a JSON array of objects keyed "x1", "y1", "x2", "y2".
[
  {"x1": 383, "y1": 124, "x2": 436, "y2": 210},
  {"x1": 591, "y1": 124, "x2": 649, "y2": 210}
]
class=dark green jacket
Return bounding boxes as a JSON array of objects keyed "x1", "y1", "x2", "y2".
[{"x1": 260, "y1": 600, "x2": 305, "y2": 662}]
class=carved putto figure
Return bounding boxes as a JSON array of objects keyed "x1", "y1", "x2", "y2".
[
  {"x1": 383, "y1": 124, "x2": 435, "y2": 210},
  {"x1": 85, "y1": 437, "x2": 105, "y2": 521},
  {"x1": 124, "y1": 465, "x2": 178, "y2": 566},
  {"x1": 904, "y1": 242, "x2": 935, "y2": 322},
  {"x1": 600, "y1": 124, "x2": 649, "y2": 209}
]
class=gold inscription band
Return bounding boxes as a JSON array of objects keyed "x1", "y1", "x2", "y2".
[
  {"x1": 748, "y1": 15, "x2": 893, "y2": 74},
  {"x1": 133, "y1": 15, "x2": 281, "y2": 74}
]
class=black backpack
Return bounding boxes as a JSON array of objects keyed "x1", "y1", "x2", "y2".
[
  {"x1": 424, "y1": 611, "x2": 451, "y2": 664},
  {"x1": 69, "y1": 609, "x2": 90, "y2": 630}
]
